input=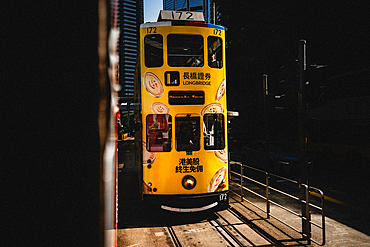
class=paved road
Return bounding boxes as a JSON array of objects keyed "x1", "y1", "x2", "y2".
[{"x1": 117, "y1": 139, "x2": 370, "y2": 246}]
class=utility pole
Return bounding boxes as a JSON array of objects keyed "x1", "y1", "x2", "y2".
[
  {"x1": 263, "y1": 74, "x2": 268, "y2": 140},
  {"x1": 263, "y1": 74, "x2": 271, "y2": 218},
  {"x1": 211, "y1": 1, "x2": 216, "y2": 24},
  {"x1": 263, "y1": 74, "x2": 270, "y2": 172},
  {"x1": 298, "y1": 39, "x2": 311, "y2": 244},
  {"x1": 127, "y1": 101, "x2": 131, "y2": 136}
]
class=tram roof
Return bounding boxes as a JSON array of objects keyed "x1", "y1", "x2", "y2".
[{"x1": 141, "y1": 21, "x2": 224, "y2": 30}]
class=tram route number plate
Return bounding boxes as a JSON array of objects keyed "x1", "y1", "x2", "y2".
[
  {"x1": 158, "y1": 10, "x2": 205, "y2": 22},
  {"x1": 219, "y1": 193, "x2": 227, "y2": 201}
]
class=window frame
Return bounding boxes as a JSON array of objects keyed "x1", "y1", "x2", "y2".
[
  {"x1": 207, "y1": 36, "x2": 223, "y2": 69},
  {"x1": 167, "y1": 34, "x2": 204, "y2": 67},
  {"x1": 146, "y1": 114, "x2": 172, "y2": 152},
  {"x1": 175, "y1": 114, "x2": 201, "y2": 152},
  {"x1": 144, "y1": 34, "x2": 164, "y2": 68},
  {"x1": 203, "y1": 113, "x2": 225, "y2": 150}
]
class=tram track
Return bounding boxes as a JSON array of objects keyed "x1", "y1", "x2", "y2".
[
  {"x1": 119, "y1": 201, "x2": 297, "y2": 247},
  {"x1": 167, "y1": 226, "x2": 182, "y2": 247},
  {"x1": 228, "y1": 207, "x2": 285, "y2": 247},
  {"x1": 208, "y1": 206, "x2": 286, "y2": 247},
  {"x1": 209, "y1": 216, "x2": 246, "y2": 247}
]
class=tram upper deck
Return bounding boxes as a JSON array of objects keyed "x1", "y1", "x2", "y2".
[{"x1": 139, "y1": 12, "x2": 226, "y2": 115}]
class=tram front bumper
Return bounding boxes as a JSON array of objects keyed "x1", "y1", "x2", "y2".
[{"x1": 143, "y1": 190, "x2": 229, "y2": 212}]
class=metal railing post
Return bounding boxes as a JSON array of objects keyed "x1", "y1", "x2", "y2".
[
  {"x1": 240, "y1": 165, "x2": 243, "y2": 201},
  {"x1": 305, "y1": 185, "x2": 311, "y2": 244},
  {"x1": 266, "y1": 172, "x2": 270, "y2": 218},
  {"x1": 229, "y1": 163, "x2": 324, "y2": 245}
]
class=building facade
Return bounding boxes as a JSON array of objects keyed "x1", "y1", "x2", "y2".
[
  {"x1": 119, "y1": 0, "x2": 143, "y2": 99},
  {"x1": 163, "y1": 0, "x2": 211, "y2": 23}
]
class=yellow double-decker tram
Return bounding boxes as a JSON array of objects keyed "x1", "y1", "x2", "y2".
[{"x1": 138, "y1": 10, "x2": 228, "y2": 212}]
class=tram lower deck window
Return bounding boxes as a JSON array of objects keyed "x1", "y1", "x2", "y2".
[
  {"x1": 167, "y1": 34, "x2": 204, "y2": 67},
  {"x1": 203, "y1": 113, "x2": 225, "y2": 150},
  {"x1": 146, "y1": 114, "x2": 172, "y2": 152},
  {"x1": 175, "y1": 115, "x2": 200, "y2": 151}
]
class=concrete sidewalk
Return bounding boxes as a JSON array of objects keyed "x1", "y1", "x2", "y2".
[{"x1": 228, "y1": 185, "x2": 370, "y2": 246}]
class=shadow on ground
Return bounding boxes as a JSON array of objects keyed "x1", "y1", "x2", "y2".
[{"x1": 118, "y1": 168, "x2": 218, "y2": 228}]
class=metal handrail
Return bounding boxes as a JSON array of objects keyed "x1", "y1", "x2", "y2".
[
  {"x1": 229, "y1": 161, "x2": 325, "y2": 246},
  {"x1": 308, "y1": 186, "x2": 326, "y2": 246}
]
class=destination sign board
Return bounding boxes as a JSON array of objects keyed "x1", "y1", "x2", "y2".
[
  {"x1": 169, "y1": 91, "x2": 205, "y2": 105},
  {"x1": 158, "y1": 10, "x2": 205, "y2": 22}
]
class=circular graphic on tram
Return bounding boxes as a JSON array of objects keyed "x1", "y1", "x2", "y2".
[
  {"x1": 143, "y1": 71, "x2": 164, "y2": 98},
  {"x1": 214, "y1": 148, "x2": 227, "y2": 163},
  {"x1": 200, "y1": 103, "x2": 224, "y2": 117},
  {"x1": 215, "y1": 78, "x2": 226, "y2": 102},
  {"x1": 207, "y1": 166, "x2": 227, "y2": 192},
  {"x1": 151, "y1": 102, "x2": 170, "y2": 114}
]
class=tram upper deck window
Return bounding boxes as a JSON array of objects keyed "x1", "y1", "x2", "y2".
[
  {"x1": 175, "y1": 115, "x2": 200, "y2": 151},
  {"x1": 203, "y1": 113, "x2": 225, "y2": 150},
  {"x1": 146, "y1": 114, "x2": 172, "y2": 152},
  {"x1": 145, "y1": 34, "x2": 163, "y2": 67},
  {"x1": 208, "y1": 36, "x2": 223, "y2": 69},
  {"x1": 167, "y1": 34, "x2": 204, "y2": 67}
]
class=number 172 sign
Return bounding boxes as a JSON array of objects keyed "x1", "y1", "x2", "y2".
[{"x1": 158, "y1": 10, "x2": 205, "y2": 22}]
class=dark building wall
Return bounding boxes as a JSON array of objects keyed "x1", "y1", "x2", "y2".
[{"x1": 5, "y1": 1, "x2": 113, "y2": 246}]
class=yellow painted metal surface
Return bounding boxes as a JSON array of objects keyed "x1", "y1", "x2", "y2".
[{"x1": 140, "y1": 23, "x2": 228, "y2": 195}]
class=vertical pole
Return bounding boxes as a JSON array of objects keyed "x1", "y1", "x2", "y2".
[
  {"x1": 306, "y1": 185, "x2": 311, "y2": 243},
  {"x1": 263, "y1": 74, "x2": 270, "y2": 171},
  {"x1": 211, "y1": 2, "x2": 216, "y2": 24},
  {"x1": 298, "y1": 39, "x2": 311, "y2": 243},
  {"x1": 263, "y1": 74, "x2": 269, "y2": 98},
  {"x1": 266, "y1": 172, "x2": 270, "y2": 218},
  {"x1": 240, "y1": 165, "x2": 243, "y2": 202},
  {"x1": 263, "y1": 75, "x2": 268, "y2": 139},
  {"x1": 127, "y1": 101, "x2": 131, "y2": 136}
]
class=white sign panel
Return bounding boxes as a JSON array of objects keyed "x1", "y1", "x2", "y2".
[{"x1": 158, "y1": 10, "x2": 205, "y2": 22}]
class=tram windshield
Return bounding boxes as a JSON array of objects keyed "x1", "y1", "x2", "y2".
[
  {"x1": 146, "y1": 114, "x2": 172, "y2": 152},
  {"x1": 175, "y1": 115, "x2": 200, "y2": 151},
  {"x1": 203, "y1": 113, "x2": 225, "y2": 150},
  {"x1": 208, "y1": 36, "x2": 223, "y2": 69},
  {"x1": 167, "y1": 34, "x2": 204, "y2": 67},
  {"x1": 145, "y1": 34, "x2": 163, "y2": 67}
]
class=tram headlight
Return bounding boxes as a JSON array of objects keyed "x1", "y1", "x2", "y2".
[{"x1": 182, "y1": 175, "x2": 196, "y2": 190}]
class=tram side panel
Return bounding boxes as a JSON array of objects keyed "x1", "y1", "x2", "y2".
[
  {"x1": 140, "y1": 22, "x2": 228, "y2": 211},
  {"x1": 133, "y1": 52, "x2": 144, "y2": 198}
]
